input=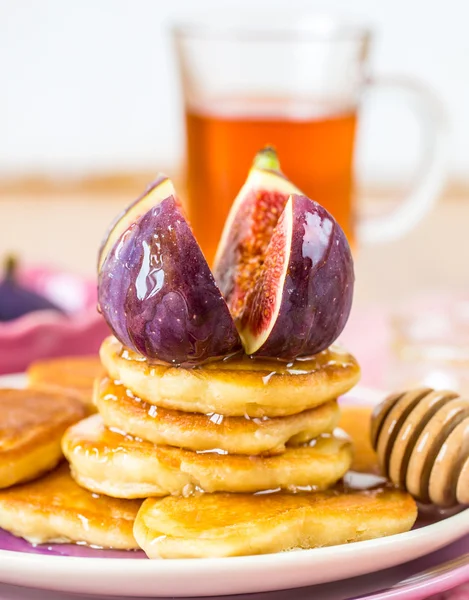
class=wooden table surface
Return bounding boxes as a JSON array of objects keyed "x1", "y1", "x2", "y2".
[{"x1": 0, "y1": 190, "x2": 467, "y2": 309}]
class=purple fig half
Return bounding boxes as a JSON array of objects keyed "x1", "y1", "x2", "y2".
[
  {"x1": 98, "y1": 175, "x2": 175, "y2": 270},
  {"x1": 238, "y1": 194, "x2": 354, "y2": 359},
  {"x1": 213, "y1": 147, "x2": 301, "y2": 320},
  {"x1": 98, "y1": 196, "x2": 242, "y2": 366}
]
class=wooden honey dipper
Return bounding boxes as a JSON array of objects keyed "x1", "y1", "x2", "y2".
[{"x1": 370, "y1": 388, "x2": 469, "y2": 507}]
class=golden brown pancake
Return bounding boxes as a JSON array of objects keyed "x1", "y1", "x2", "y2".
[
  {"x1": 62, "y1": 415, "x2": 353, "y2": 499},
  {"x1": 339, "y1": 406, "x2": 379, "y2": 474},
  {"x1": 100, "y1": 336, "x2": 360, "y2": 417},
  {"x1": 0, "y1": 464, "x2": 141, "y2": 549},
  {"x1": 134, "y1": 487, "x2": 417, "y2": 558},
  {"x1": 95, "y1": 377, "x2": 340, "y2": 455},
  {"x1": 28, "y1": 356, "x2": 102, "y2": 412},
  {"x1": 0, "y1": 388, "x2": 86, "y2": 489}
]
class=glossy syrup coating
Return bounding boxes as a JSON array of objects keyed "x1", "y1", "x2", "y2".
[
  {"x1": 95, "y1": 376, "x2": 340, "y2": 456},
  {"x1": 0, "y1": 464, "x2": 141, "y2": 549},
  {"x1": 100, "y1": 336, "x2": 360, "y2": 417},
  {"x1": 98, "y1": 196, "x2": 241, "y2": 366},
  {"x1": 240, "y1": 194, "x2": 354, "y2": 358},
  {"x1": 135, "y1": 487, "x2": 417, "y2": 558},
  {"x1": 62, "y1": 415, "x2": 353, "y2": 499}
]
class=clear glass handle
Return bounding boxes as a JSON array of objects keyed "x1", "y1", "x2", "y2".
[{"x1": 358, "y1": 76, "x2": 448, "y2": 245}]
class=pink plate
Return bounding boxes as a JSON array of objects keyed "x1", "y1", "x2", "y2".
[{"x1": 0, "y1": 266, "x2": 108, "y2": 374}]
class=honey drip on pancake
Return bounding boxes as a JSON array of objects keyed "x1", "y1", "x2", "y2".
[{"x1": 120, "y1": 344, "x2": 356, "y2": 376}]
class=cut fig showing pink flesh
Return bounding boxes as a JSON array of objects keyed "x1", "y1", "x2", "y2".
[
  {"x1": 213, "y1": 147, "x2": 301, "y2": 318},
  {"x1": 98, "y1": 175, "x2": 176, "y2": 270},
  {"x1": 98, "y1": 196, "x2": 242, "y2": 366},
  {"x1": 238, "y1": 194, "x2": 354, "y2": 359}
]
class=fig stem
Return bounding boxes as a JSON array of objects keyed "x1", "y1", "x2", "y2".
[
  {"x1": 4, "y1": 254, "x2": 17, "y2": 281},
  {"x1": 253, "y1": 146, "x2": 281, "y2": 172}
]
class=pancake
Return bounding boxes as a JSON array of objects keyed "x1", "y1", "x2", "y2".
[
  {"x1": 0, "y1": 388, "x2": 86, "y2": 489},
  {"x1": 28, "y1": 356, "x2": 101, "y2": 412},
  {"x1": 100, "y1": 336, "x2": 360, "y2": 417},
  {"x1": 134, "y1": 487, "x2": 417, "y2": 558},
  {"x1": 339, "y1": 406, "x2": 379, "y2": 474},
  {"x1": 62, "y1": 415, "x2": 353, "y2": 499},
  {"x1": 95, "y1": 377, "x2": 340, "y2": 455},
  {"x1": 0, "y1": 464, "x2": 141, "y2": 549}
]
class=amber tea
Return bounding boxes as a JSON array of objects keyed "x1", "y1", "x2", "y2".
[
  {"x1": 174, "y1": 17, "x2": 445, "y2": 259},
  {"x1": 186, "y1": 102, "x2": 357, "y2": 264}
]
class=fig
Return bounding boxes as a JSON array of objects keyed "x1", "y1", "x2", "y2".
[
  {"x1": 98, "y1": 195, "x2": 241, "y2": 366},
  {"x1": 98, "y1": 175, "x2": 175, "y2": 269},
  {"x1": 0, "y1": 255, "x2": 63, "y2": 321},
  {"x1": 238, "y1": 193, "x2": 354, "y2": 358},
  {"x1": 214, "y1": 147, "x2": 300, "y2": 318},
  {"x1": 214, "y1": 147, "x2": 354, "y2": 359}
]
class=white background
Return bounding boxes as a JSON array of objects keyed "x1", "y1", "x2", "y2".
[{"x1": 1, "y1": 0, "x2": 467, "y2": 186}]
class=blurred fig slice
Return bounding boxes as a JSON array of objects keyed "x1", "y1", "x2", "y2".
[
  {"x1": 239, "y1": 194, "x2": 354, "y2": 359},
  {"x1": 98, "y1": 196, "x2": 241, "y2": 366},
  {"x1": 213, "y1": 147, "x2": 300, "y2": 318},
  {"x1": 98, "y1": 175, "x2": 175, "y2": 270}
]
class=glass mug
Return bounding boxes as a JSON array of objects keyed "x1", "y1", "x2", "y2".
[{"x1": 173, "y1": 16, "x2": 446, "y2": 265}]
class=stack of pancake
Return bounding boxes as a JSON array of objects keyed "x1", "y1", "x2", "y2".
[
  {"x1": 63, "y1": 337, "x2": 359, "y2": 498},
  {"x1": 63, "y1": 334, "x2": 412, "y2": 558},
  {"x1": 62, "y1": 336, "x2": 360, "y2": 501},
  {"x1": 0, "y1": 346, "x2": 418, "y2": 557}
]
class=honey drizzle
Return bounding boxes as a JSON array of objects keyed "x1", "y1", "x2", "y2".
[{"x1": 118, "y1": 341, "x2": 356, "y2": 378}]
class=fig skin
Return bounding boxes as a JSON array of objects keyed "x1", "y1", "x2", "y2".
[
  {"x1": 98, "y1": 175, "x2": 175, "y2": 270},
  {"x1": 98, "y1": 196, "x2": 242, "y2": 366},
  {"x1": 239, "y1": 194, "x2": 354, "y2": 359}
]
